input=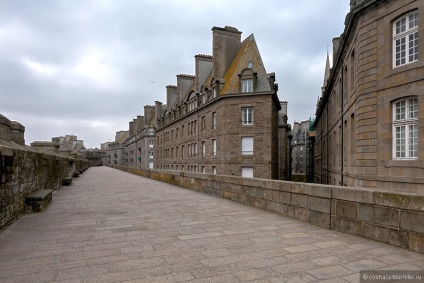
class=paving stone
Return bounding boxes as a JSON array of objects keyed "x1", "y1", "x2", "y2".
[{"x1": 0, "y1": 167, "x2": 423, "y2": 282}]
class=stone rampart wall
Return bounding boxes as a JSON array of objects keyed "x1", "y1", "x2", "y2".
[
  {"x1": 0, "y1": 142, "x2": 89, "y2": 229},
  {"x1": 111, "y1": 165, "x2": 424, "y2": 254}
]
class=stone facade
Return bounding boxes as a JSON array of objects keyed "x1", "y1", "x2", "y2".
[
  {"x1": 314, "y1": 0, "x2": 424, "y2": 192},
  {"x1": 291, "y1": 120, "x2": 309, "y2": 175},
  {"x1": 154, "y1": 26, "x2": 286, "y2": 180},
  {"x1": 106, "y1": 105, "x2": 157, "y2": 169}
]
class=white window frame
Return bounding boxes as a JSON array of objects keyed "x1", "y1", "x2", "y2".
[
  {"x1": 149, "y1": 151, "x2": 154, "y2": 158},
  {"x1": 393, "y1": 11, "x2": 418, "y2": 67},
  {"x1": 212, "y1": 112, "x2": 217, "y2": 129},
  {"x1": 212, "y1": 139, "x2": 217, "y2": 156},
  {"x1": 393, "y1": 97, "x2": 418, "y2": 160},
  {"x1": 241, "y1": 137, "x2": 254, "y2": 155},
  {"x1": 202, "y1": 141, "x2": 206, "y2": 157},
  {"x1": 212, "y1": 166, "x2": 217, "y2": 174},
  {"x1": 149, "y1": 140, "x2": 154, "y2": 147},
  {"x1": 241, "y1": 107, "x2": 253, "y2": 125},
  {"x1": 148, "y1": 129, "x2": 155, "y2": 135},
  {"x1": 242, "y1": 79, "x2": 253, "y2": 93}
]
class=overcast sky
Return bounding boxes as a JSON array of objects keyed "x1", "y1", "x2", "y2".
[{"x1": 0, "y1": 0, "x2": 350, "y2": 148}]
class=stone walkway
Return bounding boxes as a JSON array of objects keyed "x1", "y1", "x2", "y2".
[{"x1": 0, "y1": 167, "x2": 423, "y2": 283}]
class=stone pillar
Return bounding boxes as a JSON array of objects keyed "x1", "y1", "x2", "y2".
[
  {"x1": 10, "y1": 121, "x2": 25, "y2": 145},
  {"x1": 0, "y1": 114, "x2": 12, "y2": 142}
]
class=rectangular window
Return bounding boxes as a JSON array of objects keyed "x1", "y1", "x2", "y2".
[
  {"x1": 148, "y1": 129, "x2": 154, "y2": 135},
  {"x1": 202, "y1": 116, "x2": 206, "y2": 132},
  {"x1": 149, "y1": 140, "x2": 154, "y2": 147},
  {"x1": 149, "y1": 151, "x2": 154, "y2": 158},
  {"x1": 212, "y1": 112, "x2": 217, "y2": 129},
  {"x1": 242, "y1": 79, "x2": 253, "y2": 93},
  {"x1": 202, "y1": 141, "x2": 206, "y2": 157},
  {"x1": 182, "y1": 145, "x2": 184, "y2": 158},
  {"x1": 241, "y1": 167, "x2": 254, "y2": 178},
  {"x1": 393, "y1": 12, "x2": 418, "y2": 67},
  {"x1": 241, "y1": 107, "x2": 253, "y2": 125},
  {"x1": 212, "y1": 166, "x2": 217, "y2": 174},
  {"x1": 212, "y1": 139, "x2": 217, "y2": 156},
  {"x1": 202, "y1": 166, "x2": 206, "y2": 173},
  {"x1": 393, "y1": 98, "x2": 418, "y2": 159},
  {"x1": 148, "y1": 162, "x2": 154, "y2": 169},
  {"x1": 241, "y1": 137, "x2": 254, "y2": 155}
]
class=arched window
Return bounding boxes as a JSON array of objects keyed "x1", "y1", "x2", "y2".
[
  {"x1": 393, "y1": 11, "x2": 418, "y2": 67},
  {"x1": 393, "y1": 97, "x2": 418, "y2": 159}
]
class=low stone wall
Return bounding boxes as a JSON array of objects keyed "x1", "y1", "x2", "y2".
[
  {"x1": 0, "y1": 141, "x2": 90, "y2": 229},
  {"x1": 112, "y1": 165, "x2": 424, "y2": 254}
]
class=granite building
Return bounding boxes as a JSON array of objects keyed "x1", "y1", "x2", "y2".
[
  {"x1": 313, "y1": 0, "x2": 424, "y2": 192},
  {"x1": 154, "y1": 26, "x2": 286, "y2": 179}
]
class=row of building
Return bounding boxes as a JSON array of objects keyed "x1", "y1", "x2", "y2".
[
  {"x1": 102, "y1": 26, "x2": 292, "y2": 180},
  {"x1": 103, "y1": 0, "x2": 424, "y2": 193}
]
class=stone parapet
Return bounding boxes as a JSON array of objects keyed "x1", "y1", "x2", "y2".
[
  {"x1": 110, "y1": 165, "x2": 424, "y2": 254},
  {"x1": 0, "y1": 142, "x2": 90, "y2": 229}
]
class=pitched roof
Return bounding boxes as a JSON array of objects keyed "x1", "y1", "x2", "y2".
[{"x1": 220, "y1": 34, "x2": 271, "y2": 94}]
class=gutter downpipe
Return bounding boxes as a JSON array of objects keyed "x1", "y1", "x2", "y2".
[{"x1": 341, "y1": 70, "x2": 344, "y2": 186}]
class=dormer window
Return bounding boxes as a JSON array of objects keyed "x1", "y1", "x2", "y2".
[{"x1": 239, "y1": 68, "x2": 256, "y2": 93}]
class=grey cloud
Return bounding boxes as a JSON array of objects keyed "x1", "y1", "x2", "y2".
[{"x1": 0, "y1": 0, "x2": 350, "y2": 148}]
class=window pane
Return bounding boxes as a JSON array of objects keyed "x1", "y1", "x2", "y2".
[
  {"x1": 241, "y1": 137, "x2": 254, "y2": 155},
  {"x1": 241, "y1": 107, "x2": 253, "y2": 125},
  {"x1": 408, "y1": 98, "x2": 418, "y2": 119},
  {"x1": 395, "y1": 126, "x2": 406, "y2": 158},
  {"x1": 395, "y1": 100, "x2": 406, "y2": 120},
  {"x1": 241, "y1": 167, "x2": 253, "y2": 178},
  {"x1": 409, "y1": 13, "x2": 418, "y2": 29},
  {"x1": 396, "y1": 18, "x2": 406, "y2": 34},
  {"x1": 242, "y1": 79, "x2": 253, "y2": 93},
  {"x1": 409, "y1": 124, "x2": 418, "y2": 158},
  {"x1": 409, "y1": 32, "x2": 418, "y2": 62}
]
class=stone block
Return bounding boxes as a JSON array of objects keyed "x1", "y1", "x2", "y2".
[
  {"x1": 359, "y1": 204, "x2": 399, "y2": 228},
  {"x1": 332, "y1": 187, "x2": 374, "y2": 204},
  {"x1": 400, "y1": 210, "x2": 424, "y2": 233},
  {"x1": 223, "y1": 183, "x2": 242, "y2": 194},
  {"x1": 266, "y1": 201, "x2": 288, "y2": 216},
  {"x1": 407, "y1": 232, "x2": 424, "y2": 253},
  {"x1": 362, "y1": 223, "x2": 407, "y2": 249},
  {"x1": 240, "y1": 195, "x2": 255, "y2": 207},
  {"x1": 309, "y1": 196, "x2": 331, "y2": 213},
  {"x1": 289, "y1": 183, "x2": 310, "y2": 194},
  {"x1": 309, "y1": 184, "x2": 332, "y2": 198},
  {"x1": 254, "y1": 198, "x2": 267, "y2": 210},
  {"x1": 279, "y1": 192, "x2": 290, "y2": 204},
  {"x1": 335, "y1": 200, "x2": 358, "y2": 220},
  {"x1": 291, "y1": 193, "x2": 308, "y2": 208},
  {"x1": 309, "y1": 211, "x2": 330, "y2": 229},
  {"x1": 25, "y1": 189, "x2": 53, "y2": 212},
  {"x1": 271, "y1": 180, "x2": 291, "y2": 193},
  {"x1": 288, "y1": 206, "x2": 309, "y2": 222},
  {"x1": 374, "y1": 192, "x2": 424, "y2": 212},
  {"x1": 62, "y1": 177, "x2": 72, "y2": 186},
  {"x1": 271, "y1": 190, "x2": 280, "y2": 202},
  {"x1": 263, "y1": 189, "x2": 273, "y2": 201},
  {"x1": 331, "y1": 216, "x2": 362, "y2": 236}
]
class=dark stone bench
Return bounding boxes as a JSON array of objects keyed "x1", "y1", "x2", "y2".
[
  {"x1": 25, "y1": 189, "x2": 53, "y2": 212},
  {"x1": 62, "y1": 177, "x2": 72, "y2": 186},
  {"x1": 73, "y1": 172, "x2": 80, "y2": 177}
]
